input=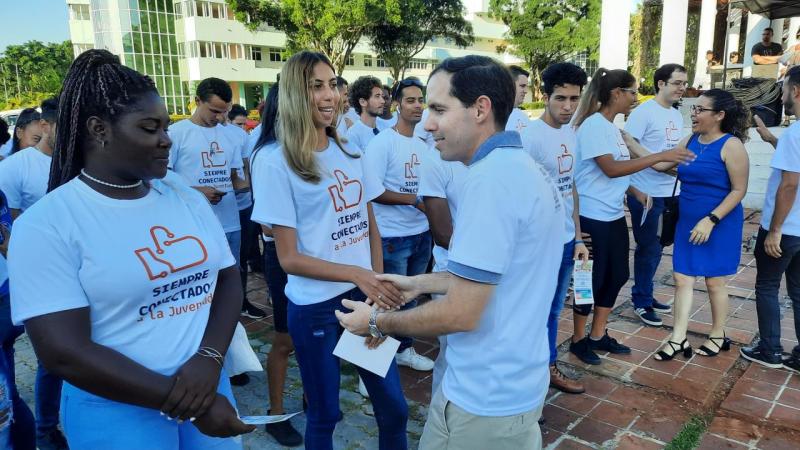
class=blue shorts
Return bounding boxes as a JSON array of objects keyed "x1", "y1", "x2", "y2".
[{"x1": 61, "y1": 376, "x2": 243, "y2": 450}]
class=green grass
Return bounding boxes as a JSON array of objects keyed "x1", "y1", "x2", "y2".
[{"x1": 664, "y1": 414, "x2": 711, "y2": 450}]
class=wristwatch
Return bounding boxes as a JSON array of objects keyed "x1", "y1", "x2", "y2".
[
  {"x1": 369, "y1": 306, "x2": 385, "y2": 338},
  {"x1": 707, "y1": 213, "x2": 720, "y2": 225}
]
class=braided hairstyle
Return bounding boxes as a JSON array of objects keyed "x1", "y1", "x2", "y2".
[{"x1": 49, "y1": 49, "x2": 158, "y2": 192}]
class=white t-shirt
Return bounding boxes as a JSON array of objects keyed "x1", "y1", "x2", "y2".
[
  {"x1": 346, "y1": 119, "x2": 380, "y2": 152},
  {"x1": 505, "y1": 108, "x2": 530, "y2": 134},
  {"x1": 762, "y1": 121, "x2": 800, "y2": 236},
  {"x1": 445, "y1": 144, "x2": 562, "y2": 417},
  {"x1": 249, "y1": 140, "x2": 279, "y2": 242},
  {"x1": 168, "y1": 120, "x2": 244, "y2": 233},
  {"x1": 418, "y1": 143, "x2": 467, "y2": 271},
  {"x1": 0, "y1": 141, "x2": 12, "y2": 158},
  {"x1": 363, "y1": 128, "x2": 430, "y2": 238},
  {"x1": 376, "y1": 113, "x2": 398, "y2": 130},
  {"x1": 251, "y1": 138, "x2": 382, "y2": 305},
  {"x1": 8, "y1": 171, "x2": 235, "y2": 375},
  {"x1": 625, "y1": 99, "x2": 683, "y2": 197},
  {"x1": 575, "y1": 112, "x2": 631, "y2": 221},
  {"x1": 225, "y1": 125, "x2": 252, "y2": 211},
  {"x1": 414, "y1": 109, "x2": 434, "y2": 147},
  {"x1": 523, "y1": 119, "x2": 577, "y2": 244},
  {"x1": 336, "y1": 114, "x2": 353, "y2": 140},
  {"x1": 0, "y1": 147, "x2": 51, "y2": 212}
]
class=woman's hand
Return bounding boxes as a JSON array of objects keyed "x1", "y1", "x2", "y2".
[
  {"x1": 160, "y1": 353, "x2": 223, "y2": 420},
  {"x1": 662, "y1": 146, "x2": 696, "y2": 165},
  {"x1": 192, "y1": 394, "x2": 257, "y2": 438},
  {"x1": 573, "y1": 241, "x2": 589, "y2": 263},
  {"x1": 690, "y1": 217, "x2": 715, "y2": 245},
  {"x1": 351, "y1": 268, "x2": 404, "y2": 310}
]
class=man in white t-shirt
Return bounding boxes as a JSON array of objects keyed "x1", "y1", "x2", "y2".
[
  {"x1": 335, "y1": 77, "x2": 356, "y2": 138},
  {"x1": 338, "y1": 55, "x2": 562, "y2": 450},
  {"x1": 168, "y1": 78, "x2": 246, "y2": 284},
  {"x1": 377, "y1": 85, "x2": 398, "y2": 130},
  {"x1": 742, "y1": 67, "x2": 800, "y2": 373},
  {"x1": 505, "y1": 65, "x2": 531, "y2": 134},
  {"x1": 364, "y1": 78, "x2": 433, "y2": 372},
  {"x1": 0, "y1": 97, "x2": 67, "y2": 448},
  {"x1": 346, "y1": 76, "x2": 386, "y2": 152},
  {"x1": 624, "y1": 64, "x2": 687, "y2": 327},
  {"x1": 521, "y1": 62, "x2": 588, "y2": 395}
]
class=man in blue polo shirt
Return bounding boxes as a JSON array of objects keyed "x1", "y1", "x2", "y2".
[{"x1": 337, "y1": 55, "x2": 562, "y2": 450}]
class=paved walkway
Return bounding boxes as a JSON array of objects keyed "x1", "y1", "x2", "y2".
[{"x1": 11, "y1": 210, "x2": 800, "y2": 449}]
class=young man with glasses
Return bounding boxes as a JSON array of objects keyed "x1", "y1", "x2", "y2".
[
  {"x1": 346, "y1": 76, "x2": 386, "y2": 152},
  {"x1": 623, "y1": 63, "x2": 687, "y2": 326},
  {"x1": 363, "y1": 77, "x2": 434, "y2": 373}
]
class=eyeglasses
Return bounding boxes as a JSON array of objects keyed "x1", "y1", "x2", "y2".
[
  {"x1": 620, "y1": 88, "x2": 638, "y2": 95},
  {"x1": 690, "y1": 105, "x2": 718, "y2": 114},
  {"x1": 667, "y1": 80, "x2": 689, "y2": 88}
]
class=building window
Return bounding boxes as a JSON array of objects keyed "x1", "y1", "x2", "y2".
[
  {"x1": 376, "y1": 57, "x2": 386, "y2": 68},
  {"x1": 250, "y1": 46, "x2": 262, "y2": 61},
  {"x1": 408, "y1": 59, "x2": 427, "y2": 70},
  {"x1": 72, "y1": 43, "x2": 92, "y2": 56},
  {"x1": 69, "y1": 3, "x2": 90, "y2": 20},
  {"x1": 363, "y1": 55, "x2": 372, "y2": 67},
  {"x1": 346, "y1": 54, "x2": 355, "y2": 66},
  {"x1": 269, "y1": 48, "x2": 283, "y2": 62}
]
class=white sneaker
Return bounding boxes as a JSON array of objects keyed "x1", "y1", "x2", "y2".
[
  {"x1": 358, "y1": 377, "x2": 369, "y2": 398},
  {"x1": 395, "y1": 347, "x2": 434, "y2": 371}
]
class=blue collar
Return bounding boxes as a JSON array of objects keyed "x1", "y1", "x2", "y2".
[{"x1": 468, "y1": 131, "x2": 522, "y2": 166}]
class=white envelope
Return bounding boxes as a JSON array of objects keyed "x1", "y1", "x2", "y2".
[{"x1": 333, "y1": 330, "x2": 401, "y2": 378}]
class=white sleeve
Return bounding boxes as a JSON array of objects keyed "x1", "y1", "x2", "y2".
[
  {"x1": 8, "y1": 218, "x2": 89, "y2": 324},
  {"x1": 419, "y1": 148, "x2": 449, "y2": 199},
  {"x1": 623, "y1": 106, "x2": 648, "y2": 141},
  {"x1": 346, "y1": 128, "x2": 363, "y2": 152},
  {"x1": 578, "y1": 120, "x2": 615, "y2": 160},
  {"x1": 773, "y1": 131, "x2": 800, "y2": 173},
  {"x1": 0, "y1": 158, "x2": 22, "y2": 209},
  {"x1": 251, "y1": 157, "x2": 296, "y2": 229},
  {"x1": 521, "y1": 126, "x2": 546, "y2": 166},
  {"x1": 359, "y1": 155, "x2": 384, "y2": 202},
  {"x1": 363, "y1": 135, "x2": 389, "y2": 189},
  {"x1": 229, "y1": 135, "x2": 244, "y2": 171},
  {"x1": 167, "y1": 127, "x2": 181, "y2": 169},
  {"x1": 448, "y1": 174, "x2": 516, "y2": 281}
]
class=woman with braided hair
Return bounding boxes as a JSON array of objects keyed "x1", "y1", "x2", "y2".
[{"x1": 7, "y1": 49, "x2": 255, "y2": 448}]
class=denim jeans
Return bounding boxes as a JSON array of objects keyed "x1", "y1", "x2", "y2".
[
  {"x1": 225, "y1": 231, "x2": 242, "y2": 269},
  {"x1": 287, "y1": 289, "x2": 408, "y2": 450},
  {"x1": 627, "y1": 195, "x2": 669, "y2": 309},
  {"x1": 754, "y1": 227, "x2": 800, "y2": 355},
  {"x1": 382, "y1": 231, "x2": 432, "y2": 352},
  {"x1": 548, "y1": 240, "x2": 575, "y2": 364},
  {"x1": 0, "y1": 293, "x2": 35, "y2": 449}
]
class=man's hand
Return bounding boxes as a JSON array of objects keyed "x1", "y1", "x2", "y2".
[
  {"x1": 335, "y1": 299, "x2": 373, "y2": 336},
  {"x1": 765, "y1": 230, "x2": 783, "y2": 258},
  {"x1": 374, "y1": 273, "x2": 422, "y2": 302},
  {"x1": 754, "y1": 115, "x2": 777, "y2": 147},
  {"x1": 351, "y1": 268, "x2": 404, "y2": 310},
  {"x1": 193, "y1": 186, "x2": 226, "y2": 205},
  {"x1": 573, "y1": 241, "x2": 589, "y2": 263}
]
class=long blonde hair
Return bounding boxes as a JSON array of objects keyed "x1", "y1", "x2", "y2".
[
  {"x1": 573, "y1": 68, "x2": 636, "y2": 128},
  {"x1": 278, "y1": 51, "x2": 355, "y2": 183}
]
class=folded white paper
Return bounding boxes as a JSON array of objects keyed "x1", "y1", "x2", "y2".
[
  {"x1": 573, "y1": 260, "x2": 594, "y2": 306},
  {"x1": 333, "y1": 330, "x2": 400, "y2": 378},
  {"x1": 239, "y1": 411, "x2": 301, "y2": 425}
]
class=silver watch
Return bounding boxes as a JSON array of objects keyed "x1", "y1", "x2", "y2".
[{"x1": 368, "y1": 306, "x2": 385, "y2": 338}]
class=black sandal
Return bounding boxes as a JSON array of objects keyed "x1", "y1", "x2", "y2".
[
  {"x1": 654, "y1": 339, "x2": 692, "y2": 361},
  {"x1": 697, "y1": 334, "x2": 731, "y2": 357}
]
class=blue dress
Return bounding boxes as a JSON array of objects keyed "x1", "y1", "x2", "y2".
[{"x1": 673, "y1": 133, "x2": 743, "y2": 277}]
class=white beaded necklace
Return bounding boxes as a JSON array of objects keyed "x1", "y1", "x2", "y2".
[{"x1": 80, "y1": 169, "x2": 143, "y2": 189}]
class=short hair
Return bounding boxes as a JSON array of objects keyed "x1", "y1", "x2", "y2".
[
  {"x1": 228, "y1": 104, "x2": 247, "y2": 120},
  {"x1": 541, "y1": 63, "x2": 588, "y2": 96},
  {"x1": 785, "y1": 65, "x2": 800, "y2": 89},
  {"x1": 653, "y1": 63, "x2": 687, "y2": 93},
  {"x1": 764, "y1": 27, "x2": 774, "y2": 33},
  {"x1": 196, "y1": 77, "x2": 232, "y2": 103},
  {"x1": 348, "y1": 76, "x2": 383, "y2": 115},
  {"x1": 40, "y1": 97, "x2": 59, "y2": 123},
  {"x1": 392, "y1": 77, "x2": 425, "y2": 102},
  {"x1": 706, "y1": 50, "x2": 714, "y2": 55},
  {"x1": 509, "y1": 65, "x2": 530, "y2": 79},
  {"x1": 336, "y1": 76, "x2": 348, "y2": 89},
  {"x1": 430, "y1": 56, "x2": 515, "y2": 130}
]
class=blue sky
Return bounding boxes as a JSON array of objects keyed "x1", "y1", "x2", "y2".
[{"x1": 0, "y1": 0, "x2": 644, "y2": 53}]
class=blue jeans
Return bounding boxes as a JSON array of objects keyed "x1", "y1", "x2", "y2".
[
  {"x1": 225, "y1": 231, "x2": 242, "y2": 269},
  {"x1": 287, "y1": 289, "x2": 408, "y2": 450},
  {"x1": 61, "y1": 377, "x2": 241, "y2": 450},
  {"x1": 0, "y1": 294, "x2": 35, "y2": 449},
  {"x1": 754, "y1": 228, "x2": 800, "y2": 354},
  {"x1": 627, "y1": 195, "x2": 669, "y2": 309},
  {"x1": 382, "y1": 231, "x2": 432, "y2": 352},
  {"x1": 548, "y1": 240, "x2": 575, "y2": 364}
]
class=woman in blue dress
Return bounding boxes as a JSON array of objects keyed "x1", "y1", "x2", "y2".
[{"x1": 654, "y1": 90, "x2": 750, "y2": 360}]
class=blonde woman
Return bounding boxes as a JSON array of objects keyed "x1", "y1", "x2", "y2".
[{"x1": 250, "y1": 51, "x2": 408, "y2": 450}]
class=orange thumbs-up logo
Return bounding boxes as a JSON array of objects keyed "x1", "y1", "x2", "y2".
[
  {"x1": 557, "y1": 144, "x2": 574, "y2": 175},
  {"x1": 327, "y1": 169, "x2": 363, "y2": 212},
  {"x1": 201, "y1": 142, "x2": 227, "y2": 168},
  {"x1": 135, "y1": 226, "x2": 209, "y2": 280},
  {"x1": 405, "y1": 153, "x2": 420, "y2": 179}
]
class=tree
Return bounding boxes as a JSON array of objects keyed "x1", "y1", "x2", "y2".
[
  {"x1": 489, "y1": 0, "x2": 600, "y2": 99},
  {"x1": 629, "y1": 0, "x2": 662, "y2": 94},
  {"x1": 227, "y1": 0, "x2": 401, "y2": 73},
  {"x1": 368, "y1": 0, "x2": 474, "y2": 83},
  {"x1": 0, "y1": 40, "x2": 73, "y2": 109}
]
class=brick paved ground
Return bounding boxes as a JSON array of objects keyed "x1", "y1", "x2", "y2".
[{"x1": 12, "y1": 210, "x2": 800, "y2": 449}]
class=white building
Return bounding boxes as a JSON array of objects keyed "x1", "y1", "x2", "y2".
[{"x1": 66, "y1": 0, "x2": 520, "y2": 114}]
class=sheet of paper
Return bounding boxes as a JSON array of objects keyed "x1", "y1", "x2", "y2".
[
  {"x1": 239, "y1": 412, "x2": 301, "y2": 425},
  {"x1": 573, "y1": 260, "x2": 594, "y2": 306},
  {"x1": 333, "y1": 330, "x2": 400, "y2": 378}
]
